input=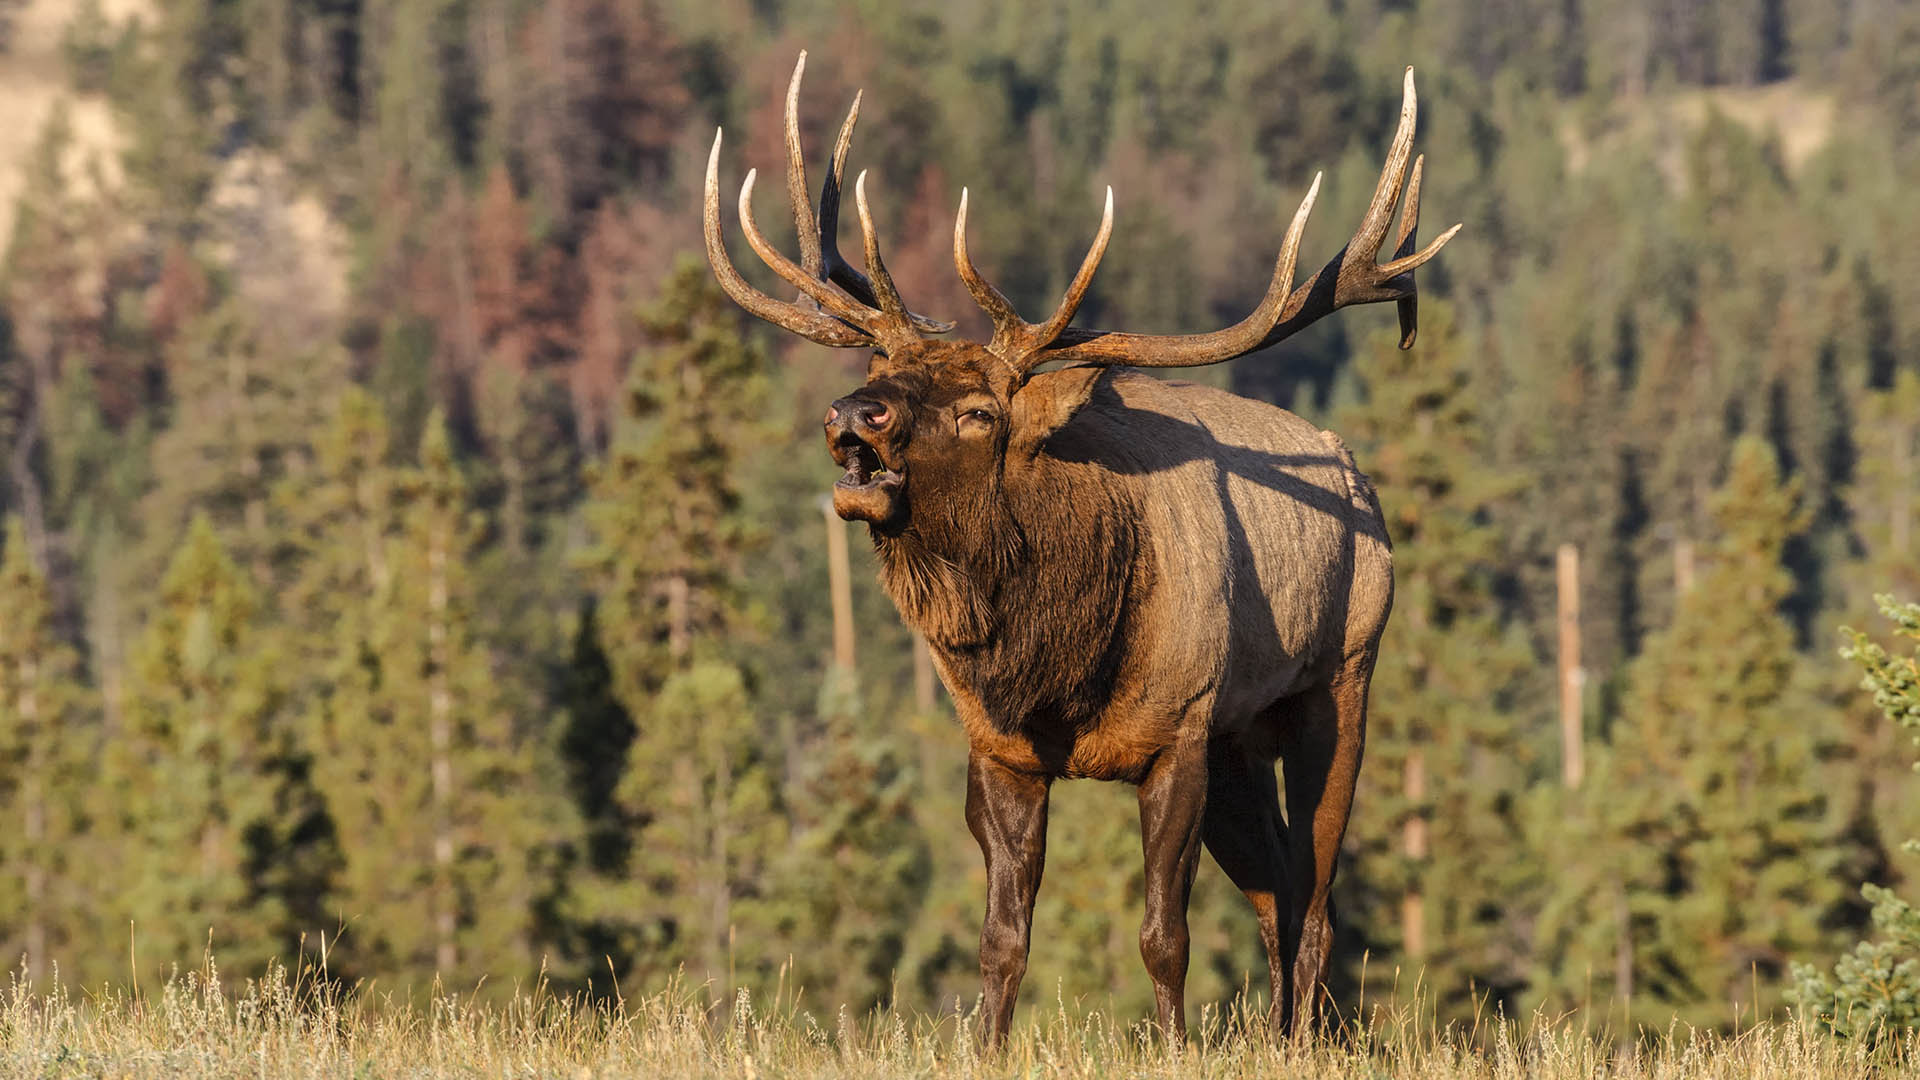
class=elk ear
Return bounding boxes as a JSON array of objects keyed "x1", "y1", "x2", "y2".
[{"x1": 1010, "y1": 365, "x2": 1105, "y2": 456}]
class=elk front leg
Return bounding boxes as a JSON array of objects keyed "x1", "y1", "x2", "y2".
[
  {"x1": 966, "y1": 752, "x2": 1050, "y2": 1049},
  {"x1": 1136, "y1": 736, "x2": 1209, "y2": 1041}
]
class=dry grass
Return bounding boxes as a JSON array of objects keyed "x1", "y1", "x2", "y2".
[{"x1": 0, "y1": 957, "x2": 1911, "y2": 1080}]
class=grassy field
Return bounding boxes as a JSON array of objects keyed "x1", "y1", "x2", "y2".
[{"x1": 0, "y1": 958, "x2": 1912, "y2": 1079}]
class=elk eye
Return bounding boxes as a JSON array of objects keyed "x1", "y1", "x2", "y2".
[{"x1": 959, "y1": 408, "x2": 996, "y2": 428}]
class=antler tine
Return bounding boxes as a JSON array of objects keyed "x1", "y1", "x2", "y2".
[
  {"x1": 854, "y1": 170, "x2": 913, "y2": 328},
  {"x1": 818, "y1": 94, "x2": 956, "y2": 335},
  {"x1": 702, "y1": 129, "x2": 873, "y2": 347},
  {"x1": 1372, "y1": 153, "x2": 1462, "y2": 349},
  {"x1": 955, "y1": 187, "x2": 1121, "y2": 367},
  {"x1": 1039, "y1": 67, "x2": 1459, "y2": 369},
  {"x1": 1323, "y1": 69, "x2": 1459, "y2": 305},
  {"x1": 784, "y1": 52, "x2": 824, "y2": 283},
  {"x1": 1036, "y1": 173, "x2": 1320, "y2": 368},
  {"x1": 1342, "y1": 68, "x2": 1420, "y2": 279},
  {"x1": 1024, "y1": 186, "x2": 1115, "y2": 362},
  {"x1": 817, "y1": 92, "x2": 862, "y2": 292},
  {"x1": 738, "y1": 168, "x2": 879, "y2": 326},
  {"x1": 1376, "y1": 154, "x2": 1460, "y2": 283},
  {"x1": 1391, "y1": 153, "x2": 1424, "y2": 348},
  {"x1": 954, "y1": 187, "x2": 1029, "y2": 355}
]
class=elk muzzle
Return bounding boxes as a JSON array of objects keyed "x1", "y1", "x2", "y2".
[{"x1": 827, "y1": 394, "x2": 907, "y2": 526}]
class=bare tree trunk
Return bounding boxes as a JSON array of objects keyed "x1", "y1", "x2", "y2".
[
  {"x1": 1673, "y1": 537, "x2": 1695, "y2": 597},
  {"x1": 200, "y1": 689, "x2": 226, "y2": 899},
  {"x1": 1614, "y1": 879, "x2": 1633, "y2": 1031},
  {"x1": 91, "y1": 560, "x2": 124, "y2": 734},
  {"x1": 1894, "y1": 418, "x2": 1912, "y2": 560},
  {"x1": 1401, "y1": 748, "x2": 1427, "y2": 960},
  {"x1": 229, "y1": 348, "x2": 270, "y2": 587},
  {"x1": 1621, "y1": 5, "x2": 1650, "y2": 99},
  {"x1": 19, "y1": 663, "x2": 46, "y2": 983},
  {"x1": 357, "y1": 472, "x2": 390, "y2": 593},
  {"x1": 536, "y1": 0, "x2": 572, "y2": 210},
  {"x1": 823, "y1": 502, "x2": 855, "y2": 674},
  {"x1": 8, "y1": 404, "x2": 49, "y2": 577},
  {"x1": 449, "y1": 195, "x2": 483, "y2": 371},
  {"x1": 428, "y1": 524, "x2": 457, "y2": 976},
  {"x1": 708, "y1": 738, "x2": 731, "y2": 992},
  {"x1": 1557, "y1": 544, "x2": 1584, "y2": 788},
  {"x1": 666, "y1": 573, "x2": 690, "y2": 664},
  {"x1": 1403, "y1": 577, "x2": 1430, "y2": 961}
]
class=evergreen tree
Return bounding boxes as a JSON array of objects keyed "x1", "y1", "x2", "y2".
[
  {"x1": 135, "y1": 296, "x2": 342, "y2": 604},
  {"x1": 581, "y1": 258, "x2": 772, "y2": 705},
  {"x1": 109, "y1": 514, "x2": 317, "y2": 978},
  {"x1": 576, "y1": 259, "x2": 791, "y2": 996},
  {"x1": 1331, "y1": 305, "x2": 1538, "y2": 1020},
  {"x1": 309, "y1": 411, "x2": 562, "y2": 990},
  {"x1": 778, "y1": 672, "x2": 932, "y2": 1013},
  {"x1": 0, "y1": 518, "x2": 95, "y2": 983},
  {"x1": 608, "y1": 661, "x2": 786, "y2": 990},
  {"x1": 1793, "y1": 596, "x2": 1920, "y2": 1039},
  {"x1": 1828, "y1": 373, "x2": 1920, "y2": 898},
  {"x1": 275, "y1": 386, "x2": 403, "y2": 689},
  {"x1": 1847, "y1": 372, "x2": 1920, "y2": 601},
  {"x1": 1531, "y1": 438, "x2": 1849, "y2": 1030},
  {"x1": 14, "y1": 0, "x2": 1920, "y2": 1012}
]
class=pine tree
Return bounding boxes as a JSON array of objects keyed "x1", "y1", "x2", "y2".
[
  {"x1": 1828, "y1": 373, "x2": 1920, "y2": 912},
  {"x1": 1531, "y1": 438, "x2": 1850, "y2": 1030},
  {"x1": 109, "y1": 514, "x2": 313, "y2": 978},
  {"x1": 1332, "y1": 303, "x2": 1538, "y2": 1019},
  {"x1": 275, "y1": 386, "x2": 402, "y2": 685},
  {"x1": 308, "y1": 411, "x2": 561, "y2": 990},
  {"x1": 1848, "y1": 372, "x2": 1920, "y2": 602},
  {"x1": 0, "y1": 518, "x2": 95, "y2": 983},
  {"x1": 581, "y1": 258, "x2": 772, "y2": 705},
  {"x1": 1793, "y1": 596, "x2": 1920, "y2": 1039},
  {"x1": 608, "y1": 661, "x2": 786, "y2": 989},
  {"x1": 135, "y1": 295, "x2": 342, "y2": 604},
  {"x1": 776, "y1": 673, "x2": 932, "y2": 1013},
  {"x1": 576, "y1": 259, "x2": 791, "y2": 996}
]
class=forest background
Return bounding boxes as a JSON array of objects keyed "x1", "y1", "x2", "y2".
[{"x1": 0, "y1": 0, "x2": 1917, "y2": 1038}]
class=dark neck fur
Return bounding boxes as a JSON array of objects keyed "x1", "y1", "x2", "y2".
[{"x1": 874, "y1": 458, "x2": 1139, "y2": 732}]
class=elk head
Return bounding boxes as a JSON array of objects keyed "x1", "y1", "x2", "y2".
[{"x1": 704, "y1": 53, "x2": 1459, "y2": 536}]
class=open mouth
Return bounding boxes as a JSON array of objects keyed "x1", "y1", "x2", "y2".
[
  {"x1": 831, "y1": 435, "x2": 906, "y2": 525},
  {"x1": 837, "y1": 441, "x2": 902, "y2": 491}
]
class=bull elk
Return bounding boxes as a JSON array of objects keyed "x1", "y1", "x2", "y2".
[{"x1": 703, "y1": 53, "x2": 1458, "y2": 1043}]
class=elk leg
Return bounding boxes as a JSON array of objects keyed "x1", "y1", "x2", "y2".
[
  {"x1": 1136, "y1": 736, "x2": 1209, "y2": 1041},
  {"x1": 1201, "y1": 740, "x2": 1291, "y2": 1031},
  {"x1": 1280, "y1": 663, "x2": 1370, "y2": 1040},
  {"x1": 965, "y1": 751, "x2": 1050, "y2": 1049}
]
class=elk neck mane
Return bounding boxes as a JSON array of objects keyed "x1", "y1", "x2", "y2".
[{"x1": 872, "y1": 448, "x2": 1143, "y2": 732}]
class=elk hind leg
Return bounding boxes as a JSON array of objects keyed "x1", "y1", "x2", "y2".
[
  {"x1": 1279, "y1": 657, "x2": 1371, "y2": 1039},
  {"x1": 1200, "y1": 739, "x2": 1291, "y2": 1031}
]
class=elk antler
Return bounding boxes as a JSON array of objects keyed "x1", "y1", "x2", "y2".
[
  {"x1": 958, "y1": 68, "x2": 1460, "y2": 374},
  {"x1": 955, "y1": 186, "x2": 1114, "y2": 360},
  {"x1": 703, "y1": 52, "x2": 952, "y2": 353}
]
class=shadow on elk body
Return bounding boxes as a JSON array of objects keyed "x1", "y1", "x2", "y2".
[{"x1": 701, "y1": 51, "x2": 1459, "y2": 1046}]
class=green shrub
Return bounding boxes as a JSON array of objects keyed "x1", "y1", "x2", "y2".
[{"x1": 1794, "y1": 597, "x2": 1920, "y2": 1038}]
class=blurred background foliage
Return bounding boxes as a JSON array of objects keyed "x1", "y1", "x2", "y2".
[{"x1": 0, "y1": 0, "x2": 1917, "y2": 1036}]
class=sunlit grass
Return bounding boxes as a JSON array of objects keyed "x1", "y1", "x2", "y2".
[{"x1": 0, "y1": 954, "x2": 1910, "y2": 1079}]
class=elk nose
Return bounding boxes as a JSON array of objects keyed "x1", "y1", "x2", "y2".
[{"x1": 827, "y1": 396, "x2": 890, "y2": 433}]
